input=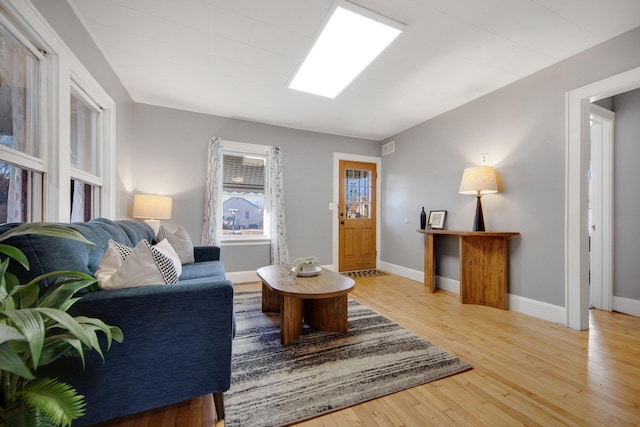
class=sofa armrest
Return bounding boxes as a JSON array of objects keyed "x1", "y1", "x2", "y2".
[
  {"x1": 194, "y1": 245, "x2": 221, "y2": 262},
  {"x1": 57, "y1": 277, "x2": 234, "y2": 425}
]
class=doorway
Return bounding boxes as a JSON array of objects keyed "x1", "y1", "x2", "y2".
[
  {"x1": 588, "y1": 104, "x2": 614, "y2": 312},
  {"x1": 332, "y1": 153, "x2": 381, "y2": 272},
  {"x1": 338, "y1": 160, "x2": 377, "y2": 271},
  {"x1": 566, "y1": 66, "x2": 640, "y2": 330}
]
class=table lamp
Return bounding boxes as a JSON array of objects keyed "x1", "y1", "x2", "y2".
[
  {"x1": 458, "y1": 166, "x2": 498, "y2": 231},
  {"x1": 133, "y1": 194, "x2": 172, "y2": 234}
]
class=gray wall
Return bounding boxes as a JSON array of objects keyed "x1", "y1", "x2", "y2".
[
  {"x1": 381, "y1": 26, "x2": 640, "y2": 307},
  {"x1": 612, "y1": 88, "x2": 640, "y2": 300},
  {"x1": 133, "y1": 104, "x2": 380, "y2": 271},
  {"x1": 31, "y1": 0, "x2": 135, "y2": 219}
]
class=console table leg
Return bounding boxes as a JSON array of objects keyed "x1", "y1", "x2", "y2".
[
  {"x1": 460, "y1": 236, "x2": 508, "y2": 309},
  {"x1": 424, "y1": 233, "x2": 436, "y2": 293}
]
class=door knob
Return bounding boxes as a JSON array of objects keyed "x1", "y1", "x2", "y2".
[{"x1": 340, "y1": 220, "x2": 344, "y2": 225}]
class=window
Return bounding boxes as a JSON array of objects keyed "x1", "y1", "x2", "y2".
[
  {"x1": 0, "y1": 17, "x2": 45, "y2": 222},
  {"x1": 221, "y1": 142, "x2": 270, "y2": 241},
  {"x1": 0, "y1": 3, "x2": 116, "y2": 223},
  {"x1": 70, "y1": 83, "x2": 103, "y2": 222}
]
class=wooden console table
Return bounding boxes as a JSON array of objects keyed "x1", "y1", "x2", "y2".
[{"x1": 418, "y1": 229, "x2": 519, "y2": 309}]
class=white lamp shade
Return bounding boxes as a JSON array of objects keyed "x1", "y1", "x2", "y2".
[
  {"x1": 458, "y1": 166, "x2": 498, "y2": 195},
  {"x1": 133, "y1": 194, "x2": 173, "y2": 219}
]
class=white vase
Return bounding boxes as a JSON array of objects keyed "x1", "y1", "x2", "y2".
[{"x1": 302, "y1": 263, "x2": 316, "y2": 272}]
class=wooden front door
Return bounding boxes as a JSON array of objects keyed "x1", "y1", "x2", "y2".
[{"x1": 338, "y1": 160, "x2": 377, "y2": 272}]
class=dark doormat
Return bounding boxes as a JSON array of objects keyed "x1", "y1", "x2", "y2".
[{"x1": 341, "y1": 269, "x2": 389, "y2": 278}]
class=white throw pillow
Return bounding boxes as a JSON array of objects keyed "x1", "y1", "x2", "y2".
[
  {"x1": 157, "y1": 225, "x2": 195, "y2": 264},
  {"x1": 95, "y1": 239, "x2": 182, "y2": 290}
]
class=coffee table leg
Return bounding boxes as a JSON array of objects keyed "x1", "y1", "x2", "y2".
[
  {"x1": 281, "y1": 296, "x2": 303, "y2": 345},
  {"x1": 304, "y1": 295, "x2": 348, "y2": 333}
]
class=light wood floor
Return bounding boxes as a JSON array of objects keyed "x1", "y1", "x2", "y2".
[{"x1": 95, "y1": 274, "x2": 640, "y2": 427}]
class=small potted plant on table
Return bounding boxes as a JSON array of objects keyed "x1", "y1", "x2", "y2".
[{"x1": 294, "y1": 256, "x2": 318, "y2": 273}]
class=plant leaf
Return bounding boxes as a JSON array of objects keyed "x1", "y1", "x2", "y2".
[
  {"x1": 33, "y1": 308, "x2": 92, "y2": 348},
  {"x1": 37, "y1": 276, "x2": 96, "y2": 310},
  {"x1": 39, "y1": 337, "x2": 83, "y2": 367},
  {"x1": 0, "y1": 323, "x2": 27, "y2": 343},
  {"x1": 0, "y1": 243, "x2": 29, "y2": 269},
  {"x1": 3, "y1": 308, "x2": 45, "y2": 369},
  {"x1": 0, "y1": 341, "x2": 34, "y2": 379},
  {"x1": 17, "y1": 377, "x2": 86, "y2": 427},
  {"x1": 13, "y1": 283, "x2": 40, "y2": 310},
  {"x1": 0, "y1": 223, "x2": 95, "y2": 247},
  {"x1": 75, "y1": 316, "x2": 124, "y2": 347}
]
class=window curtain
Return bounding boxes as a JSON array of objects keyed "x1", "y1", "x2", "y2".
[
  {"x1": 269, "y1": 146, "x2": 289, "y2": 265},
  {"x1": 201, "y1": 137, "x2": 223, "y2": 246},
  {"x1": 70, "y1": 180, "x2": 85, "y2": 222}
]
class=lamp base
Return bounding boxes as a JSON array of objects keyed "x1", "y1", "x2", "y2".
[
  {"x1": 144, "y1": 219, "x2": 161, "y2": 235},
  {"x1": 473, "y1": 195, "x2": 485, "y2": 232}
]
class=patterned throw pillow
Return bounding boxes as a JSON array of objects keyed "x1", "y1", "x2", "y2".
[
  {"x1": 157, "y1": 225, "x2": 195, "y2": 264},
  {"x1": 95, "y1": 239, "x2": 182, "y2": 290}
]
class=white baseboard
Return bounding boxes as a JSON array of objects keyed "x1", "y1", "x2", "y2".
[
  {"x1": 613, "y1": 296, "x2": 640, "y2": 317},
  {"x1": 435, "y1": 276, "x2": 460, "y2": 294},
  {"x1": 508, "y1": 294, "x2": 566, "y2": 325},
  {"x1": 378, "y1": 261, "x2": 460, "y2": 293},
  {"x1": 227, "y1": 270, "x2": 259, "y2": 284},
  {"x1": 380, "y1": 261, "x2": 566, "y2": 325},
  {"x1": 378, "y1": 261, "x2": 422, "y2": 282}
]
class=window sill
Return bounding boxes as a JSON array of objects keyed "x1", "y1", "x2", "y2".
[{"x1": 221, "y1": 237, "x2": 271, "y2": 247}]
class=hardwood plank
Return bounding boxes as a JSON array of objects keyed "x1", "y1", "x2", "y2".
[{"x1": 93, "y1": 274, "x2": 640, "y2": 427}]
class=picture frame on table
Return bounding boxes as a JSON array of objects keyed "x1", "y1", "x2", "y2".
[{"x1": 428, "y1": 210, "x2": 447, "y2": 230}]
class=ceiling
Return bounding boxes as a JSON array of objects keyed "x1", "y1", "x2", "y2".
[{"x1": 68, "y1": 0, "x2": 640, "y2": 141}]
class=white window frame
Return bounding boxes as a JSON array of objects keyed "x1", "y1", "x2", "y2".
[
  {"x1": 68, "y1": 78, "x2": 109, "y2": 220},
  {"x1": 221, "y1": 140, "x2": 271, "y2": 246},
  {"x1": 0, "y1": 8, "x2": 46, "y2": 222},
  {"x1": 1, "y1": 0, "x2": 116, "y2": 222}
]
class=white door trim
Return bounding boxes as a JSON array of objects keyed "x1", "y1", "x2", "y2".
[
  {"x1": 332, "y1": 153, "x2": 382, "y2": 272},
  {"x1": 566, "y1": 66, "x2": 640, "y2": 330},
  {"x1": 589, "y1": 104, "x2": 614, "y2": 312}
]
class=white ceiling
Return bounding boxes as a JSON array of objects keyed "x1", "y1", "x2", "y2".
[{"x1": 68, "y1": 0, "x2": 640, "y2": 141}]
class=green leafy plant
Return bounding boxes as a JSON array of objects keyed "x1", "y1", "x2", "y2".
[
  {"x1": 0, "y1": 223, "x2": 124, "y2": 426},
  {"x1": 293, "y1": 256, "x2": 318, "y2": 268}
]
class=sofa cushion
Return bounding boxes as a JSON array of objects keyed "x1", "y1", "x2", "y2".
[
  {"x1": 179, "y1": 260, "x2": 226, "y2": 281},
  {"x1": 96, "y1": 239, "x2": 182, "y2": 290},
  {"x1": 157, "y1": 225, "x2": 195, "y2": 264}
]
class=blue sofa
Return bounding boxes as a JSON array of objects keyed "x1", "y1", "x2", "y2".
[{"x1": 0, "y1": 218, "x2": 234, "y2": 426}]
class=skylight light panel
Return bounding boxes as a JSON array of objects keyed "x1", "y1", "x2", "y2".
[{"x1": 289, "y1": 1, "x2": 404, "y2": 99}]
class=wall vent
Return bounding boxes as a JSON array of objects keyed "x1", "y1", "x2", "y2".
[{"x1": 382, "y1": 141, "x2": 395, "y2": 156}]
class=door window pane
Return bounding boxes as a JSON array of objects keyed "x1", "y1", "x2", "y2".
[
  {"x1": 345, "y1": 168, "x2": 370, "y2": 219},
  {"x1": 0, "y1": 22, "x2": 40, "y2": 157}
]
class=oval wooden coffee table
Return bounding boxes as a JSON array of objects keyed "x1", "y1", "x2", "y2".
[{"x1": 256, "y1": 265, "x2": 355, "y2": 346}]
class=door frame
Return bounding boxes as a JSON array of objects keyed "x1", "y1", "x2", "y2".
[
  {"x1": 566, "y1": 65, "x2": 640, "y2": 330},
  {"x1": 332, "y1": 152, "x2": 382, "y2": 271},
  {"x1": 589, "y1": 104, "x2": 614, "y2": 312}
]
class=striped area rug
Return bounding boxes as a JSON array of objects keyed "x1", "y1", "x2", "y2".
[{"x1": 225, "y1": 291, "x2": 471, "y2": 427}]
